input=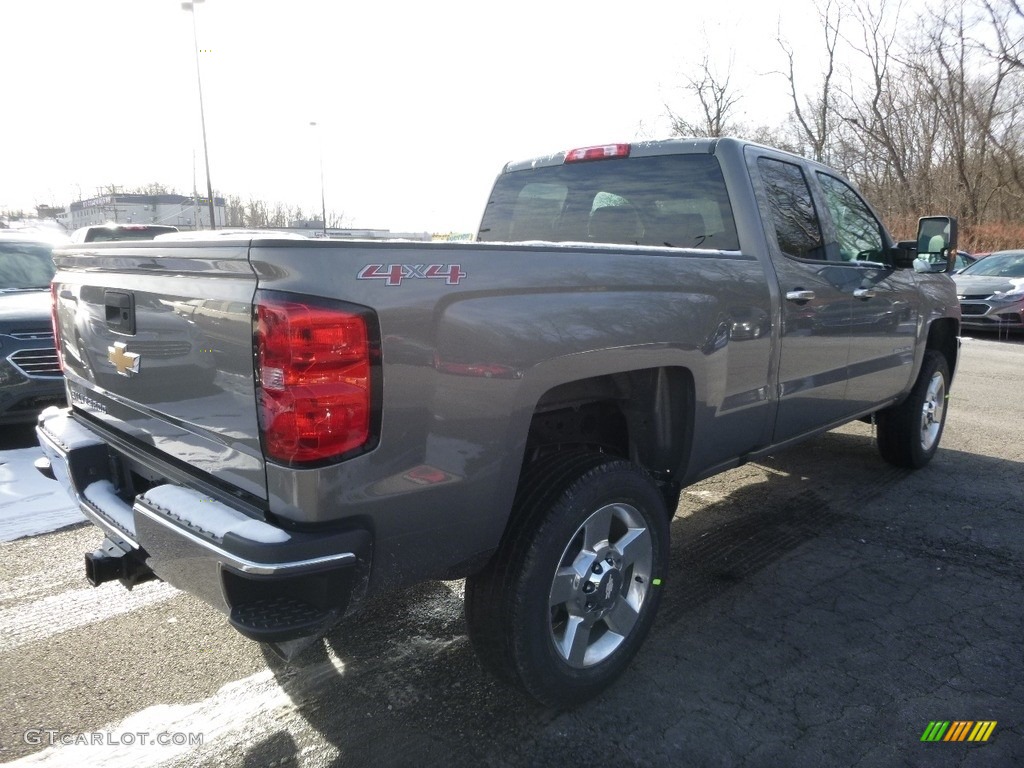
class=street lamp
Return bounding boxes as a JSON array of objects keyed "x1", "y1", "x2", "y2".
[
  {"x1": 182, "y1": 0, "x2": 216, "y2": 230},
  {"x1": 310, "y1": 121, "x2": 327, "y2": 237}
]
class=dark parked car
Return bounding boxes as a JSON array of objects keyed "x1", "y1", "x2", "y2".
[
  {"x1": 954, "y1": 249, "x2": 1024, "y2": 333},
  {"x1": 70, "y1": 223, "x2": 178, "y2": 243},
  {"x1": 0, "y1": 231, "x2": 67, "y2": 425}
]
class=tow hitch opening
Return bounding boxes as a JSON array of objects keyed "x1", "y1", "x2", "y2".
[{"x1": 85, "y1": 539, "x2": 155, "y2": 589}]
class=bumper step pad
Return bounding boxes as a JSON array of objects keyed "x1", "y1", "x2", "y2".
[{"x1": 229, "y1": 596, "x2": 337, "y2": 643}]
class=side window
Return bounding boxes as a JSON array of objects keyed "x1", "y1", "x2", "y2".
[
  {"x1": 816, "y1": 173, "x2": 884, "y2": 262},
  {"x1": 757, "y1": 158, "x2": 825, "y2": 260}
]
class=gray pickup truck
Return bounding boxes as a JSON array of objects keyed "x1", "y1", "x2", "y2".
[{"x1": 37, "y1": 137, "x2": 960, "y2": 706}]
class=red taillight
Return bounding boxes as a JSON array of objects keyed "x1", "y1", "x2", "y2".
[
  {"x1": 255, "y1": 292, "x2": 376, "y2": 465},
  {"x1": 564, "y1": 144, "x2": 631, "y2": 163},
  {"x1": 50, "y1": 283, "x2": 64, "y2": 372}
]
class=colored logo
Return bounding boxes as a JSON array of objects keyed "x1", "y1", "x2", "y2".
[
  {"x1": 107, "y1": 341, "x2": 141, "y2": 377},
  {"x1": 358, "y1": 264, "x2": 466, "y2": 286},
  {"x1": 920, "y1": 721, "x2": 997, "y2": 742}
]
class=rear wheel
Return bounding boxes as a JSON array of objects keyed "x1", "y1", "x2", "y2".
[
  {"x1": 464, "y1": 451, "x2": 669, "y2": 707},
  {"x1": 876, "y1": 349, "x2": 950, "y2": 468}
]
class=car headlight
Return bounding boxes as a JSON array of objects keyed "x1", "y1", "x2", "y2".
[{"x1": 991, "y1": 287, "x2": 1024, "y2": 303}]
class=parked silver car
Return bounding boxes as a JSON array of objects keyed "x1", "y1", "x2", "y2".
[{"x1": 954, "y1": 250, "x2": 1024, "y2": 333}]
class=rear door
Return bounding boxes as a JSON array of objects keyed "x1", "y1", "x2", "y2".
[{"x1": 53, "y1": 238, "x2": 266, "y2": 499}]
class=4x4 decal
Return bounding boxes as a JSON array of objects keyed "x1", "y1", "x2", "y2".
[{"x1": 358, "y1": 264, "x2": 466, "y2": 286}]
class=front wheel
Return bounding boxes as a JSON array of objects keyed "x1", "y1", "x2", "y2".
[
  {"x1": 876, "y1": 349, "x2": 950, "y2": 468},
  {"x1": 464, "y1": 452, "x2": 670, "y2": 707}
]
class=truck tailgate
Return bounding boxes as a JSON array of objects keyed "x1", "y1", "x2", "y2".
[{"x1": 52, "y1": 241, "x2": 266, "y2": 499}]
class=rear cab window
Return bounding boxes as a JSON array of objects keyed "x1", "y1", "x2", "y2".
[
  {"x1": 478, "y1": 154, "x2": 740, "y2": 251},
  {"x1": 72, "y1": 225, "x2": 180, "y2": 243}
]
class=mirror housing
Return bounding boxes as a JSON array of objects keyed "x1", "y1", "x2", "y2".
[
  {"x1": 892, "y1": 239, "x2": 918, "y2": 269},
  {"x1": 914, "y1": 216, "x2": 959, "y2": 273}
]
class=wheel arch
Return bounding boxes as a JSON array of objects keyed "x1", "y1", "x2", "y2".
[
  {"x1": 522, "y1": 365, "x2": 695, "y2": 496},
  {"x1": 925, "y1": 317, "x2": 959, "y2": 382}
]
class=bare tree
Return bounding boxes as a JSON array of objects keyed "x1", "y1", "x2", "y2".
[
  {"x1": 900, "y1": 1, "x2": 1023, "y2": 222},
  {"x1": 326, "y1": 209, "x2": 349, "y2": 229},
  {"x1": 268, "y1": 202, "x2": 288, "y2": 228},
  {"x1": 758, "y1": 0, "x2": 1024, "y2": 246},
  {"x1": 985, "y1": 0, "x2": 1024, "y2": 70},
  {"x1": 778, "y1": 0, "x2": 844, "y2": 162},
  {"x1": 127, "y1": 183, "x2": 178, "y2": 196},
  {"x1": 665, "y1": 55, "x2": 743, "y2": 138},
  {"x1": 834, "y1": 0, "x2": 936, "y2": 216},
  {"x1": 225, "y1": 195, "x2": 246, "y2": 227},
  {"x1": 978, "y1": 0, "x2": 1024, "y2": 218},
  {"x1": 245, "y1": 198, "x2": 268, "y2": 228}
]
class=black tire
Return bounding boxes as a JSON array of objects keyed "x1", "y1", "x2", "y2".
[
  {"x1": 876, "y1": 349, "x2": 950, "y2": 468},
  {"x1": 464, "y1": 451, "x2": 670, "y2": 707}
]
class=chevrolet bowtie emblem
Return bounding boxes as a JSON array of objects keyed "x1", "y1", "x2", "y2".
[{"x1": 107, "y1": 341, "x2": 141, "y2": 377}]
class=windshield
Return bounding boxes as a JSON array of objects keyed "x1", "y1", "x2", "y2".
[
  {"x1": 959, "y1": 251, "x2": 1024, "y2": 278},
  {"x1": 0, "y1": 242, "x2": 56, "y2": 290}
]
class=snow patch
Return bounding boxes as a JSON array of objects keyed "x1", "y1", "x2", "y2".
[
  {"x1": 0, "y1": 580, "x2": 179, "y2": 652},
  {"x1": 9, "y1": 650, "x2": 346, "y2": 766},
  {"x1": 0, "y1": 446, "x2": 84, "y2": 542},
  {"x1": 83, "y1": 480, "x2": 136, "y2": 538},
  {"x1": 142, "y1": 485, "x2": 290, "y2": 544}
]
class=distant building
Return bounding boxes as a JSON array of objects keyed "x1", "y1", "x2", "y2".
[
  {"x1": 63, "y1": 194, "x2": 227, "y2": 231},
  {"x1": 35, "y1": 204, "x2": 65, "y2": 220}
]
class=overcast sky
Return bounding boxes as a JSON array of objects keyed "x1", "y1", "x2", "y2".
[{"x1": 4, "y1": 0, "x2": 833, "y2": 233}]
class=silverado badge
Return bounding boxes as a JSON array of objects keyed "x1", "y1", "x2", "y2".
[{"x1": 107, "y1": 341, "x2": 141, "y2": 377}]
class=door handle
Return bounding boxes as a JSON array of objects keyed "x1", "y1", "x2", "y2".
[
  {"x1": 786, "y1": 290, "x2": 816, "y2": 302},
  {"x1": 853, "y1": 288, "x2": 876, "y2": 299}
]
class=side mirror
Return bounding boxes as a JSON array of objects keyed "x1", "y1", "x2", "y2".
[
  {"x1": 915, "y1": 216, "x2": 959, "y2": 273},
  {"x1": 892, "y1": 239, "x2": 918, "y2": 269}
]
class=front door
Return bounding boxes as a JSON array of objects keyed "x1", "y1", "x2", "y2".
[{"x1": 814, "y1": 171, "x2": 918, "y2": 410}]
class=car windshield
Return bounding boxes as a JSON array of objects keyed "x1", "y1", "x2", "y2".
[
  {"x1": 0, "y1": 242, "x2": 56, "y2": 290},
  {"x1": 958, "y1": 252, "x2": 1024, "y2": 278}
]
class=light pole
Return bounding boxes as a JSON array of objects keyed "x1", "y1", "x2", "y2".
[
  {"x1": 182, "y1": 0, "x2": 216, "y2": 230},
  {"x1": 310, "y1": 121, "x2": 327, "y2": 237}
]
